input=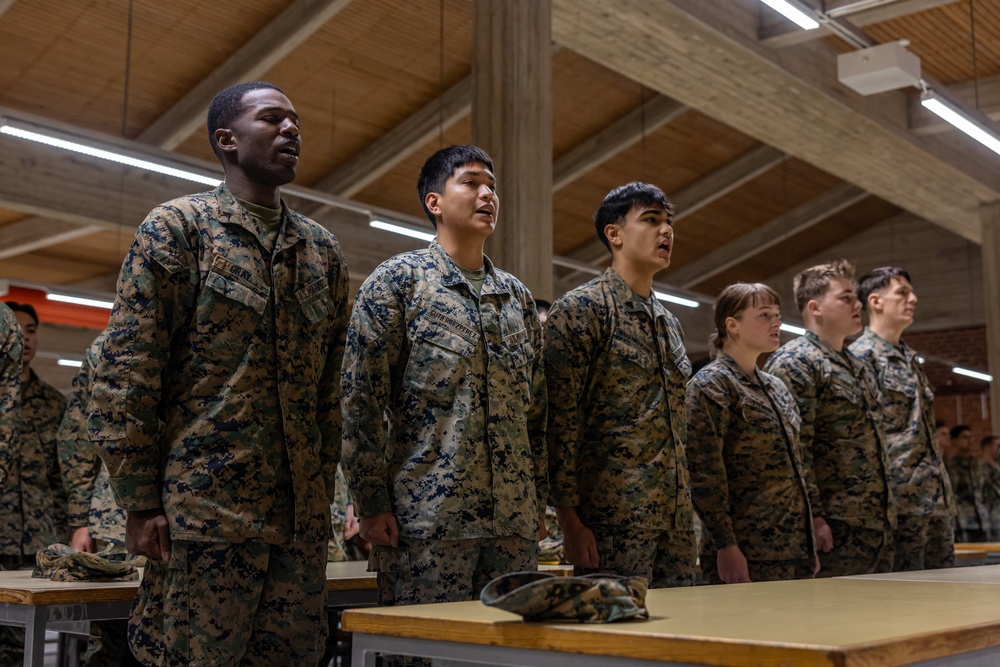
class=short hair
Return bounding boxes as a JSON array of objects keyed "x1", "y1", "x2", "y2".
[
  {"x1": 4, "y1": 301, "x2": 38, "y2": 325},
  {"x1": 207, "y1": 81, "x2": 284, "y2": 161},
  {"x1": 792, "y1": 259, "x2": 855, "y2": 314},
  {"x1": 709, "y1": 283, "x2": 780, "y2": 356},
  {"x1": 593, "y1": 182, "x2": 673, "y2": 252},
  {"x1": 534, "y1": 299, "x2": 551, "y2": 316},
  {"x1": 857, "y1": 266, "x2": 912, "y2": 312},
  {"x1": 935, "y1": 419, "x2": 947, "y2": 429},
  {"x1": 950, "y1": 424, "x2": 971, "y2": 440},
  {"x1": 417, "y1": 145, "x2": 495, "y2": 227},
  {"x1": 981, "y1": 435, "x2": 999, "y2": 448}
]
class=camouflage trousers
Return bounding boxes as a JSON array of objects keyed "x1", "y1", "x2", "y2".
[
  {"x1": 370, "y1": 535, "x2": 537, "y2": 606},
  {"x1": 815, "y1": 520, "x2": 894, "y2": 578},
  {"x1": 576, "y1": 526, "x2": 697, "y2": 588},
  {"x1": 81, "y1": 540, "x2": 141, "y2": 667},
  {"x1": 129, "y1": 539, "x2": 327, "y2": 667},
  {"x1": 700, "y1": 552, "x2": 815, "y2": 584},
  {"x1": 0, "y1": 555, "x2": 33, "y2": 667},
  {"x1": 893, "y1": 514, "x2": 954, "y2": 572}
]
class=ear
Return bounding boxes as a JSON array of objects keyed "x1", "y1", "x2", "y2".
[
  {"x1": 215, "y1": 128, "x2": 237, "y2": 155},
  {"x1": 867, "y1": 291, "x2": 882, "y2": 314},
  {"x1": 806, "y1": 299, "x2": 822, "y2": 319},
  {"x1": 725, "y1": 315, "x2": 740, "y2": 338},
  {"x1": 425, "y1": 192, "x2": 442, "y2": 220},
  {"x1": 604, "y1": 223, "x2": 623, "y2": 249}
]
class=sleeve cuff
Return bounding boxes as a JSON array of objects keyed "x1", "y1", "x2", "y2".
[{"x1": 108, "y1": 476, "x2": 162, "y2": 511}]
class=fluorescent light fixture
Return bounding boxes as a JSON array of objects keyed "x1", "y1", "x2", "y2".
[
  {"x1": 369, "y1": 219, "x2": 436, "y2": 243},
  {"x1": 57, "y1": 358, "x2": 84, "y2": 368},
  {"x1": 758, "y1": 0, "x2": 820, "y2": 30},
  {"x1": 653, "y1": 291, "x2": 699, "y2": 309},
  {"x1": 780, "y1": 323, "x2": 807, "y2": 336},
  {"x1": 0, "y1": 120, "x2": 222, "y2": 186},
  {"x1": 920, "y1": 91, "x2": 1000, "y2": 157},
  {"x1": 47, "y1": 293, "x2": 115, "y2": 310},
  {"x1": 917, "y1": 356, "x2": 925, "y2": 364},
  {"x1": 953, "y1": 366, "x2": 993, "y2": 382}
]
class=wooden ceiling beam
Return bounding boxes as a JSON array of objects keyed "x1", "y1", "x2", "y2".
[
  {"x1": 138, "y1": 0, "x2": 355, "y2": 150},
  {"x1": 759, "y1": 0, "x2": 962, "y2": 49},
  {"x1": 0, "y1": 219, "x2": 104, "y2": 260},
  {"x1": 667, "y1": 183, "x2": 871, "y2": 289},
  {"x1": 552, "y1": 0, "x2": 998, "y2": 243},
  {"x1": 0, "y1": 1, "x2": 15, "y2": 20},
  {"x1": 553, "y1": 95, "x2": 688, "y2": 191},
  {"x1": 563, "y1": 144, "x2": 788, "y2": 273}
]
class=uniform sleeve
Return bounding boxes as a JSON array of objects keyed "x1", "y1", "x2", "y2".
[
  {"x1": 57, "y1": 339, "x2": 103, "y2": 528},
  {"x1": 685, "y1": 376, "x2": 737, "y2": 549},
  {"x1": 765, "y1": 351, "x2": 823, "y2": 516},
  {"x1": 340, "y1": 273, "x2": 405, "y2": 519},
  {"x1": 318, "y1": 245, "x2": 350, "y2": 506},
  {"x1": 544, "y1": 297, "x2": 599, "y2": 509},
  {"x1": 0, "y1": 308, "x2": 21, "y2": 489},
  {"x1": 88, "y1": 211, "x2": 197, "y2": 512},
  {"x1": 524, "y1": 296, "x2": 549, "y2": 514}
]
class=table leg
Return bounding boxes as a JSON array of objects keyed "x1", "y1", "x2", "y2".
[
  {"x1": 22, "y1": 605, "x2": 47, "y2": 667},
  {"x1": 351, "y1": 632, "x2": 379, "y2": 667}
]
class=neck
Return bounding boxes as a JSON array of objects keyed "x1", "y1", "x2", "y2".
[
  {"x1": 225, "y1": 175, "x2": 281, "y2": 209},
  {"x1": 437, "y1": 229, "x2": 486, "y2": 271},
  {"x1": 809, "y1": 323, "x2": 846, "y2": 352},
  {"x1": 19, "y1": 366, "x2": 30, "y2": 382},
  {"x1": 869, "y1": 319, "x2": 904, "y2": 346},
  {"x1": 611, "y1": 259, "x2": 655, "y2": 298},
  {"x1": 723, "y1": 342, "x2": 763, "y2": 376}
]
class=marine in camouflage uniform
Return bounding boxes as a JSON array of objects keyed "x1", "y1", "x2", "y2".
[
  {"x1": 88, "y1": 83, "x2": 349, "y2": 667},
  {"x1": 341, "y1": 240, "x2": 546, "y2": 605},
  {"x1": 945, "y1": 452, "x2": 990, "y2": 543},
  {"x1": 765, "y1": 332, "x2": 895, "y2": 576},
  {"x1": 0, "y1": 303, "x2": 23, "y2": 667},
  {"x1": 686, "y1": 354, "x2": 816, "y2": 583},
  {"x1": 851, "y1": 328, "x2": 955, "y2": 570},
  {"x1": 545, "y1": 267, "x2": 696, "y2": 588}
]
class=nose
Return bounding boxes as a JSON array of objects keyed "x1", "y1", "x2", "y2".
[{"x1": 281, "y1": 118, "x2": 299, "y2": 137}]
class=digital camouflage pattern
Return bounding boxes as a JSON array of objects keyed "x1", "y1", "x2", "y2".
[
  {"x1": 765, "y1": 332, "x2": 895, "y2": 576},
  {"x1": 368, "y1": 536, "x2": 537, "y2": 607},
  {"x1": 850, "y1": 329, "x2": 954, "y2": 517},
  {"x1": 129, "y1": 540, "x2": 328, "y2": 667},
  {"x1": 685, "y1": 355, "x2": 815, "y2": 576},
  {"x1": 88, "y1": 184, "x2": 350, "y2": 543},
  {"x1": 1, "y1": 369, "x2": 68, "y2": 557},
  {"x1": 576, "y1": 526, "x2": 696, "y2": 588},
  {"x1": 0, "y1": 302, "x2": 20, "y2": 489},
  {"x1": 328, "y1": 465, "x2": 350, "y2": 562},
  {"x1": 539, "y1": 506, "x2": 563, "y2": 563},
  {"x1": 945, "y1": 455, "x2": 990, "y2": 541},
  {"x1": 32, "y1": 543, "x2": 137, "y2": 582},
  {"x1": 764, "y1": 332, "x2": 894, "y2": 530},
  {"x1": 341, "y1": 242, "x2": 547, "y2": 543},
  {"x1": 58, "y1": 333, "x2": 127, "y2": 547},
  {"x1": 544, "y1": 269, "x2": 693, "y2": 536},
  {"x1": 481, "y1": 571, "x2": 648, "y2": 623}
]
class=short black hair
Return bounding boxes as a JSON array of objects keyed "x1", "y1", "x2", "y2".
[
  {"x1": 417, "y1": 145, "x2": 494, "y2": 227},
  {"x1": 207, "y1": 81, "x2": 285, "y2": 161},
  {"x1": 4, "y1": 301, "x2": 38, "y2": 325},
  {"x1": 593, "y1": 182, "x2": 673, "y2": 252},
  {"x1": 857, "y1": 266, "x2": 912, "y2": 312},
  {"x1": 950, "y1": 424, "x2": 971, "y2": 440}
]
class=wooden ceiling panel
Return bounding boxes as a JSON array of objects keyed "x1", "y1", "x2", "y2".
[
  {"x1": 0, "y1": 0, "x2": 294, "y2": 138},
  {"x1": 694, "y1": 196, "x2": 903, "y2": 296},
  {"x1": 0, "y1": 211, "x2": 29, "y2": 227},
  {"x1": 666, "y1": 158, "x2": 842, "y2": 273}
]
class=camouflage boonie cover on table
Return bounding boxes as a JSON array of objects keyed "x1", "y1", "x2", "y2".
[
  {"x1": 32, "y1": 543, "x2": 138, "y2": 582},
  {"x1": 481, "y1": 571, "x2": 648, "y2": 623}
]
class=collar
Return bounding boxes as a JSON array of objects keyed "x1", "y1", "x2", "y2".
[
  {"x1": 863, "y1": 327, "x2": 917, "y2": 364},
  {"x1": 214, "y1": 184, "x2": 303, "y2": 250},
  {"x1": 715, "y1": 352, "x2": 764, "y2": 386},
  {"x1": 803, "y1": 329, "x2": 857, "y2": 370},
  {"x1": 429, "y1": 242, "x2": 503, "y2": 296},
  {"x1": 603, "y1": 268, "x2": 663, "y2": 320}
]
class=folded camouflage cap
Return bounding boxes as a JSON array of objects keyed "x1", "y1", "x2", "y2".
[
  {"x1": 481, "y1": 571, "x2": 649, "y2": 623},
  {"x1": 33, "y1": 544, "x2": 140, "y2": 582}
]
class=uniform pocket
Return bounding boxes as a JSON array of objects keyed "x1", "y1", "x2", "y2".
[
  {"x1": 296, "y1": 278, "x2": 332, "y2": 323},
  {"x1": 369, "y1": 545, "x2": 413, "y2": 606},
  {"x1": 193, "y1": 258, "x2": 270, "y2": 363}
]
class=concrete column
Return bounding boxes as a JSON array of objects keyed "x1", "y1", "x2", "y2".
[
  {"x1": 472, "y1": 0, "x2": 553, "y2": 300},
  {"x1": 982, "y1": 202, "x2": 1000, "y2": 433}
]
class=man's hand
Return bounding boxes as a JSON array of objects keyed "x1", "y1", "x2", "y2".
[
  {"x1": 126, "y1": 508, "x2": 171, "y2": 562},
  {"x1": 717, "y1": 544, "x2": 751, "y2": 583},
  {"x1": 70, "y1": 526, "x2": 95, "y2": 553},
  {"x1": 345, "y1": 504, "x2": 360, "y2": 541},
  {"x1": 538, "y1": 514, "x2": 548, "y2": 541},
  {"x1": 556, "y1": 507, "x2": 599, "y2": 569},
  {"x1": 813, "y1": 517, "x2": 834, "y2": 553},
  {"x1": 360, "y1": 512, "x2": 399, "y2": 547}
]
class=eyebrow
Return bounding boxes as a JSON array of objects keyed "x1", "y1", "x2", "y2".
[
  {"x1": 457, "y1": 169, "x2": 495, "y2": 182},
  {"x1": 256, "y1": 106, "x2": 299, "y2": 120}
]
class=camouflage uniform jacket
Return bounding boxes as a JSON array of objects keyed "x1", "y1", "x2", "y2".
[
  {"x1": 89, "y1": 184, "x2": 350, "y2": 543},
  {"x1": 850, "y1": 328, "x2": 954, "y2": 517},
  {"x1": 764, "y1": 332, "x2": 895, "y2": 531},
  {"x1": 545, "y1": 268, "x2": 693, "y2": 532},
  {"x1": 686, "y1": 354, "x2": 815, "y2": 561},
  {"x1": 0, "y1": 303, "x2": 21, "y2": 488},
  {"x1": 944, "y1": 455, "x2": 989, "y2": 535},
  {"x1": 1, "y1": 369, "x2": 68, "y2": 555},
  {"x1": 57, "y1": 333, "x2": 125, "y2": 545},
  {"x1": 341, "y1": 242, "x2": 547, "y2": 542}
]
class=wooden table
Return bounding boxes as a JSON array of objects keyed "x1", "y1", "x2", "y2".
[
  {"x1": 0, "y1": 560, "x2": 378, "y2": 667},
  {"x1": 343, "y1": 575, "x2": 1000, "y2": 666},
  {"x1": 954, "y1": 548, "x2": 988, "y2": 567},
  {"x1": 844, "y1": 563, "x2": 1000, "y2": 585},
  {"x1": 955, "y1": 543, "x2": 1000, "y2": 564}
]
